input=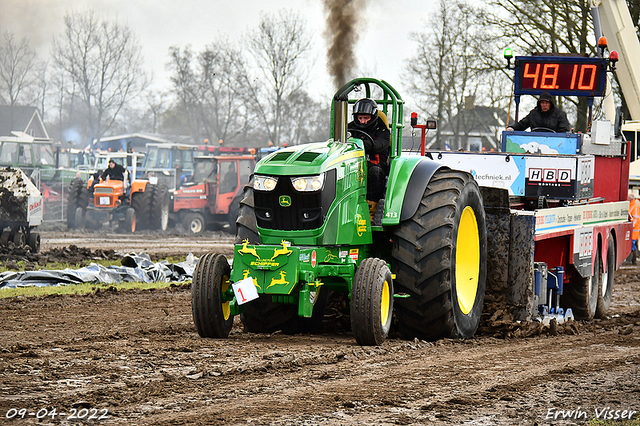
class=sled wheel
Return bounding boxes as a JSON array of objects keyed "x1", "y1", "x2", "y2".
[
  {"x1": 13, "y1": 231, "x2": 26, "y2": 248},
  {"x1": 0, "y1": 230, "x2": 11, "y2": 246},
  {"x1": 28, "y1": 232, "x2": 41, "y2": 253},
  {"x1": 595, "y1": 234, "x2": 616, "y2": 318},
  {"x1": 183, "y1": 212, "x2": 206, "y2": 235},
  {"x1": 75, "y1": 207, "x2": 85, "y2": 229},
  {"x1": 149, "y1": 184, "x2": 170, "y2": 231},
  {"x1": 351, "y1": 258, "x2": 394, "y2": 346},
  {"x1": 192, "y1": 253, "x2": 234, "y2": 338},
  {"x1": 562, "y1": 261, "x2": 599, "y2": 320},
  {"x1": 392, "y1": 168, "x2": 487, "y2": 340},
  {"x1": 125, "y1": 208, "x2": 136, "y2": 233}
]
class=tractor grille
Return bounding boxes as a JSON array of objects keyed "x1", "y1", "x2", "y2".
[{"x1": 255, "y1": 169, "x2": 336, "y2": 231}]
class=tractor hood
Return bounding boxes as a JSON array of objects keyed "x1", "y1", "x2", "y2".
[{"x1": 254, "y1": 140, "x2": 364, "y2": 177}]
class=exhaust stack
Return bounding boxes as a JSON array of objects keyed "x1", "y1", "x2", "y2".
[{"x1": 333, "y1": 100, "x2": 348, "y2": 143}]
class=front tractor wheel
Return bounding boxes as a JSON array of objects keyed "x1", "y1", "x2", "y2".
[
  {"x1": 392, "y1": 168, "x2": 487, "y2": 341},
  {"x1": 192, "y1": 253, "x2": 234, "y2": 338},
  {"x1": 125, "y1": 208, "x2": 136, "y2": 234},
  {"x1": 183, "y1": 212, "x2": 206, "y2": 235},
  {"x1": 351, "y1": 258, "x2": 394, "y2": 346}
]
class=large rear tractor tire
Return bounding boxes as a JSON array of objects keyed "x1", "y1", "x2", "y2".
[
  {"x1": 183, "y1": 212, "x2": 206, "y2": 235},
  {"x1": 595, "y1": 234, "x2": 615, "y2": 318},
  {"x1": 351, "y1": 258, "x2": 394, "y2": 346},
  {"x1": 67, "y1": 178, "x2": 88, "y2": 229},
  {"x1": 392, "y1": 168, "x2": 487, "y2": 341},
  {"x1": 149, "y1": 184, "x2": 170, "y2": 231},
  {"x1": 235, "y1": 176, "x2": 260, "y2": 245},
  {"x1": 192, "y1": 253, "x2": 234, "y2": 338}
]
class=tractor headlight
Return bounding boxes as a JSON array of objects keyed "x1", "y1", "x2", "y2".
[
  {"x1": 291, "y1": 173, "x2": 325, "y2": 192},
  {"x1": 254, "y1": 175, "x2": 278, "y2": 191}
]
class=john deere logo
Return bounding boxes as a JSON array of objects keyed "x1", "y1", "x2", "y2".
[{"x1": 279, "y1": 195, "x2": 292, "y2": 207}]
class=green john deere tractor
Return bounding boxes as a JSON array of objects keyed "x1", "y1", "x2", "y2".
[{"x1": 192, "y1": 78, "x2": 487, "y2": 345}]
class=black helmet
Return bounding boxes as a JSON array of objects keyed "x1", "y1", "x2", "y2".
[{"x1": 352, "y1": 98, "x2": 378, "y2": 130}]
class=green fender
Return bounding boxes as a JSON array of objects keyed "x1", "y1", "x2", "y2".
[{"x1": 382, "y1": 156, "x2": 446, "y2": 226}]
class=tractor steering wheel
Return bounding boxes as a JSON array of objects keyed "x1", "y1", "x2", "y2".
[
  {"x1": 349, "y1": 128, "x2": 375, "y2": 146},
  {"x1": 531, "y1": 127, "x2": 556, "y2": 133}
]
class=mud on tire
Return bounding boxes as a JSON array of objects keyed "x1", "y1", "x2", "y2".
[
  {"x1": 392, "y1": 168, "x2": 487, "y2": 341},
  {"x1": 595, "y1": 234, "x2": 615, "y2": 318}
]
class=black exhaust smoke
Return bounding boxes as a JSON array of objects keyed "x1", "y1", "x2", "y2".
[{"x1": 323, "y1": 0, "x2": 368, "y2": 90}]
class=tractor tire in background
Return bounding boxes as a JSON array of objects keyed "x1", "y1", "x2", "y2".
[
  {"x1": 234, "y1": 176, "x2": 309, "y2": 334},
  {"x1": 131, "y1": 191, "x2": 151, "y2": 230},
  {"x1": 67, "y1": 178, "x2": 89, "y2": 229},
  {"x1": 28, "y1": 232, "x2": 41, "y2": 253},
  {"x1": 149, "y1": 184, "x2": 170, "y2": 231},
  {"x1": 392, "y1": 168, "x2": 487, "y2": 341},
  {"x1": 225, "y1": 192, "x2": 242, "y2": 235},
  {"x1": 351, "y1": 258, "x2": 394, "y2": 346},
  {"x1": 74, "y1": 207, "x2": 85, "y2": 230},
  {"x1": 192, "y1": 253, "x2": 234, "y2": 338},
  {"x1": 13, "y1": 230, "x2": 25, "y2": 248},
  {"x1": 124, "y1": 208, "x2": 136, "y2": 233},
  {"x1": 183, "y1": 212, "x2": 206, "y2": 235},
  {"x1": 595, "y1": 234, "x2": 616, "y2": 318}
]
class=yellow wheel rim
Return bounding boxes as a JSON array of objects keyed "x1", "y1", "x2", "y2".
[
  {"x1": 222, "y1": 275, "x2": 231, "y2": 320},
  {"x1": 456, "y1": 206, "x2": 480, "y2": 315},
  {"x1": 380, "y1": 279, "x2": 390, "y2": 326}
]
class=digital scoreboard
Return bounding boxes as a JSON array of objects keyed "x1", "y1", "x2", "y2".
[{"x1": 514, "y1": 56, "x2": 608, "y2": 97}]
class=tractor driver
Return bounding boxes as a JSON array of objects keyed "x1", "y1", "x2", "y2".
[
  {"x1": 101, "y1": 159, "x2": 126, "y2": 181},
  {"x1": 347, "y1": 98, "x2": 390, "y2": 204},
  {"x1": 507, "y1": 92, "x2": 571, "y2": 133}
]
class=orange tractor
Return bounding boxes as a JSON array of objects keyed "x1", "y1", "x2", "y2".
[{"x1": 68, "y1": 153, "x2": 170, "y2": 233}]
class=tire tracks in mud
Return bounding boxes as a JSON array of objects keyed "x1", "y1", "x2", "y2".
[{"x1": 1, "y1": 288, "x2": 639, "y2": 425}]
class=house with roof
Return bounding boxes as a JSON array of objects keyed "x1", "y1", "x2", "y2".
[
  {"x1": 426, "y1": 98, "x2": 512, "y2": 152},
  {"x1": 0, "y1": 105, "x2": 50, "y2": 140}
]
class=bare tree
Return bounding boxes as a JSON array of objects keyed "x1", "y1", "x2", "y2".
[
  {"x1": 165, "y1": 42, "x2": 251, "y2": 145},
  {"x1": 486, "y1": 0, "x2": 594, "y2": 131},
  {"x1": 245, "y1": 9, "x2": 313, "y2": 146},
  {"x1": 0, "y1": 32, "x2": 41, "y2": 106},
  {"x1": 52, "y1": 11, "x2": 147, "y2": 146},
  {"x1": 405, "y1": 0, "x2": 501, "y2": 149}
]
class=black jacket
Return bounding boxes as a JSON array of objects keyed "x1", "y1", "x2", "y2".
[
  {"x1": 512, "y1": 93, "x2": 571, "y2": 133},
  {"x1": 347, "y1": 119, "x2": 391, "y2": 167},
  {"x1": 101, "y1": 163, "x2": 126, "y2": 181}
]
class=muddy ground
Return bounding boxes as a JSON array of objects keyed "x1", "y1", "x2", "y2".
[{"x1": 1, "y1": 231, "x2": 639, "y2": 425}]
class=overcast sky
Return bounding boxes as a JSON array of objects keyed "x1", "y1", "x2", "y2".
[{"x1": 1, "y1": 0, "x2": 434, "y2": 108}]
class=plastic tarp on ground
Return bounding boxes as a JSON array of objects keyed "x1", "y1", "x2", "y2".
[{"x1": 0, "y1": 253, "x2": 198, "y2": 289}]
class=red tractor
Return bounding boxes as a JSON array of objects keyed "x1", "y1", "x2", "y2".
[{"x1": 171, "y1": 154, "x2": 255, "y2": 234}]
